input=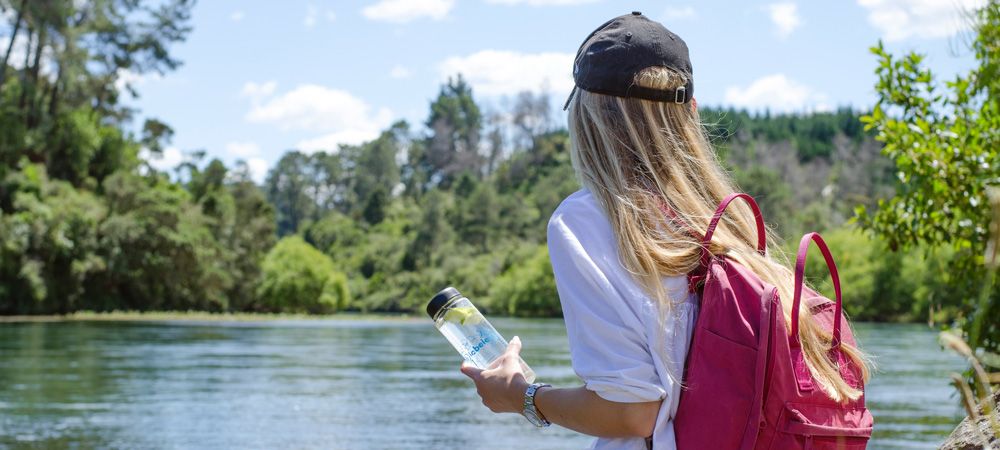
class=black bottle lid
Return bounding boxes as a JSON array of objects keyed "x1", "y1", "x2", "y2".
[{"x1": 426, "y1": 286, "x2": 462, "y2": 319}]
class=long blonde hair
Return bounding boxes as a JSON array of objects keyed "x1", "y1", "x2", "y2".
[{"x1": 566, "y1": 66, "x2": 870, "y2": 402}]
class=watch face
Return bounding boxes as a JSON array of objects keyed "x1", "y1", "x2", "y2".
[{"x1": 522, "y1": 409, "x2": 544, "y2": 427}]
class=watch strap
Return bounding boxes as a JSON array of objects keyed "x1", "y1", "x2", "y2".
[{"x1": 523, "y1": 382, "x2": 551, "y2": 427}]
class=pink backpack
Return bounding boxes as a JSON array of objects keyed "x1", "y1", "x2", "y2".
[{"x1": 672, "y1": 193, "x2": 873, "y2": 450}]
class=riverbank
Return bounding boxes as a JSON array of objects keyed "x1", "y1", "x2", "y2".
[
  {"x1": 0, "y1": 310, "x2": 420, "y2": 323},
  {"x1": 0, "y1": 310, "x2": 937, "y2": 325}
]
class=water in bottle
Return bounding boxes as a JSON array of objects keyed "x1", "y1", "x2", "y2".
[{"x1": 427, "y1": 286, "x2": 536, "y2": 383}]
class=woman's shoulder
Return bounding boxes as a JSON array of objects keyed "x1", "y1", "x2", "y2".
[
  {"x1": 548, "y1": 188, "x2": 693, "y2": 308},
  {"x1": 548, "y1": 188, "x2": 609, "y2": 233}
]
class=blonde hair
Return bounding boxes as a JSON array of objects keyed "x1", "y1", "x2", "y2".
[{"x1": 566, "y1": 66, "x2": 870, "y2": 402}]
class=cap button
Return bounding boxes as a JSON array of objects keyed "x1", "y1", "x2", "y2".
[{"x1": 632, "y1": 11, "x2": 642, "y2": 16}]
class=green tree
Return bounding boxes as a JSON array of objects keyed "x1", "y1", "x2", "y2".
[
  {"x1": 96, "y1": 172, "x2": 232, "y2": 311},
  {"x1": 184, "y1": 158, "x2": 276, "y2": 311},
  {"x1": 455, "y1": 181, "x2": 499, "y2": 250},
  {"x1": 491, "y1": 245, "x2": 560, "y2": 317},
  {"x1": 857, "y1": 3, "x2": 999, "y2": 353},
  {"x1": 256, "y1": 236, "x2": 350, "y2": 313},
  {"x1": 353, "y1": 123, "x2": 403, "y2": 210},
  {"x1": 734, "y1": 165, "x2": 795, "y2": 234},
  {"x1": 0, "y1": 163, "x2": 105, "y2": 313},
  {"x1": 362, "y1": 185, "x2": 389, "y2": 225},
  {"x1": 224, "y1": 176, "x2": 277, "y2": 310},
  {"x1": 402, "y1": 190, "x2": 453, "y2": 271},
  {"x1": 424, "y1": 75, "x2": 483, "y2": 185},
  {"x1": 265, "y1": 151, "x2": 316, "y2": 235},
  {"x1": 0, "y1": 0, "x2": 194, "y2": 181}
]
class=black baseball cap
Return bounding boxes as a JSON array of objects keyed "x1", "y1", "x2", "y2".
[{"x1": 564, "y1": 11, "x2": 694, "y2": 110}]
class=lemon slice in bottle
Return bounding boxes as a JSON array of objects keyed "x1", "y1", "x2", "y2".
[{"x1": 442, "y1": 306, "x2": 484, "y2": 325}]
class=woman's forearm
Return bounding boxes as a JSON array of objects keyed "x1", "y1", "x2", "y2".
[
  {"x1": 459, "y1": 339, "x2": 660, "y2": 439},
  {"x1": 533, "y1": 385, "x2": 661, "y2": 438}
]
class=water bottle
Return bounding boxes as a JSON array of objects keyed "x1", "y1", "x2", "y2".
[{"x1": 427, "y1": 287, "x2": 536, "y2": 383}]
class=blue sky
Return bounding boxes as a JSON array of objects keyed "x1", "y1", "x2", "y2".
[{"x1": 126, "y1": 0, "x2": 987, "y2": 182}]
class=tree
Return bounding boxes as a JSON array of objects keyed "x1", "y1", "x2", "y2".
[
  {"x1": 454, "y1": 181, "x2": 499, "y2": 250},
  {"x1": 424, "y1": 75, "x2": 483, "y2": 185},
  {"x1": 0, "y1": 0, "x2": 194, "y2": 180},
  {"x1": 857, "y1": 3, "x2": 999, "y2": 354},
  {"x1": 224, "y1": 176, "x2": 277, "y2": 311},
  {"x1": 362, "y1": 185, "x2": 389, "y2": 225},
  {"x1": 511, "y1": 90, "x2": 553, "y2": 152},
  {"x1": 256, "y1": 236, "x2": 350, "y2": 313},
  {"x1": 265, "y1": 151, "x2": 316, "y2": 235},
  {"x1": 184, "y1": 158, "x2": 276, "y2": 311},
  {"x1": 491, "y1": 245, "x2": 560, "y2": 317},
  {"x1": 353, "y1": 123, "x2": 403, "y2": 219},
  {"x1": 96, "y1": 172, "x2": 232, "y2": 311},
  {"x1": 0, "y1": 163, "x2": 105, "y2": 313},
  {"x1": 402, "y1": 190, "x2": 453, "y2": 271}
]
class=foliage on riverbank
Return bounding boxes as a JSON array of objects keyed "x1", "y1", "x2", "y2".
[
  {"x1": 0, "y1": 310, "x2": 417, "y2": 323},
  {"x1": 0, "y1": 0, "x2": 990, "y2": 331},
  {"x1": 857, "y1": 2, "x2": 1000, "y2": 362}
]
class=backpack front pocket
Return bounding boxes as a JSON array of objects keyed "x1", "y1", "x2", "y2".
[{"x1": 768, "y1": 402, "x2": 872, "y2": 450}]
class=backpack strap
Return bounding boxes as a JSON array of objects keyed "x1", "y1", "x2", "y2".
[
  {"x1": 791, "y1": 232, "x2": 843, "y2": 350},
  {"x1": 698, "y1": 193, "x2": 767, "y2": 269}
]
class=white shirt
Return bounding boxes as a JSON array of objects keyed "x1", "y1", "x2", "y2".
[{"x1": 547, "y1": 189, "x2": 698, "y2": 450}]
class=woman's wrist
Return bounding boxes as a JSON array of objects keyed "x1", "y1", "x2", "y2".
[
  {"x1": 532, "y1": 385, "x2": 551, "y2": 422},
  {"x1": 510, "y1": 377, "x2": 531, "y2": 412}
]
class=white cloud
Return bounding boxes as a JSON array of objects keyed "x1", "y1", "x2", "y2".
[
  {"x1": 141, "y1": 146, "x2": 183, "y2": 173},
  {"x1": 0, "y1": 31, "x2": 56, "y2": 79},
  {"x1": 486, "y1": 0, "x2": 598, "y2": 5},
  {"x1": 246, "y1": 158, "x2": 269, "y2": 184},
  {"x1": 439, "y1": 50, "x2": 574, "y2": 96},
  {"x1": 390, "y1": 65, "x2": 411, "y2": 79},
  {"x1": 362, "y1": 0, "x2": 454, "y2": 23},
  {"x1": 223, "y1": 142, "x2": 268, "y2": 183},
  {"x1": 304, "y1": 4, "x2": 318, "y2": 28},
  {"x1": 326, "y1": 10, "x2": 338, "y2": 22},
  {"x1": 766, "y1": 2, "x2": 802, "y2": 38},
  {"x1": 115, "y1": 68, "x2": 161, "y2": 96},
  {"x1": 243, "y1": 82, "x2": 393, "y2": 153},
  {"x1": 0, "y1": 31, "x2": 29, "y2": 71},
  {"x1": 241, "y1": 81, "x2": 277, "y2": 101},
  {"x1": 297, "y1": 130, "x2": 387, "y2": 153},
  {"x1": 225, "y1": 141, "x2": 261, "y2": 159},
  {"x1": 115, "y1": 69, "x2": 143, "y2": 93},
  {"x1": 663, "y1": 6, "x2": 697, "y2": 21},
  {"x1": 857, "y1": 0, "x2": 986, "y2": 42},
  {"x1": 724, "y1": 74, "x2": 830, "y2": 113},
  {"x1": 230, "y1": 10, "x2": 245, "y2": 22}
]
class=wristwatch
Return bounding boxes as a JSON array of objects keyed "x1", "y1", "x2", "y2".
[{"x1": 522, "y1": 382, "x2": 551, "y2": 427}]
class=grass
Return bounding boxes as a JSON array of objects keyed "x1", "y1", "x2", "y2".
[{"x1": 0, "y1": 310, "x2": 420, "y2": 323}]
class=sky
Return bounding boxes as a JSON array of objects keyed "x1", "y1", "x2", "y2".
[{"x1": 125, "y1": 0, "x2": 988, "y2": 182}]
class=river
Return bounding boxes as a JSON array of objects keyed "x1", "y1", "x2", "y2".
[{"x1": 0, "y1": 319, "x2": 966, "y2": 449}]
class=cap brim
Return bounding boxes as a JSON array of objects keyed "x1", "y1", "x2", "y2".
[{"x1": 563, "y1": 85, "x2": 577, "y2": 111}]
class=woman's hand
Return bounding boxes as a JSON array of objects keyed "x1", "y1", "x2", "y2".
[
  {"x1": 460, "y1": 336, "x2": 530, "y2": 414},
  {"x1": 460, "y1": 336, "x2": 661, "y2": 437}
]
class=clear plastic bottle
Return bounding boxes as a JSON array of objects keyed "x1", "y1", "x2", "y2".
[{"x1": 427, "y1": 287, "x2": 536, "y2": 383}]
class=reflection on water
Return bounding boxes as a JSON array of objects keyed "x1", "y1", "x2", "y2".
[{"x1": 0, "y1": 319, "x2": 965, "y2": 449}]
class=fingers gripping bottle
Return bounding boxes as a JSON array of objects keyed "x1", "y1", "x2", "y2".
[{"x1": 427, "y1": 287, "x2": 536, "y2": 383}]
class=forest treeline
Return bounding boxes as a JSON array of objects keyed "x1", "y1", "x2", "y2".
[{"x1": 0, "y1": 0, "x2": 983, "y2": 324}]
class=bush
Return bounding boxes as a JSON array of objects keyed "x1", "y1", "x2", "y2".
[
  {"x1": 256, "y1": 236, "x2": 350, "y2": 313},
  {"x1": 794, "y1": 227, "x2": 962, "y2": 323},
  {"x1": 490, "y1": 244, "x2": 560, "y2": 317}
]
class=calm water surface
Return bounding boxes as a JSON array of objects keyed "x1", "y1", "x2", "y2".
[{"x1": 0, "y1": 319, "x2": 965, "y2": 449}]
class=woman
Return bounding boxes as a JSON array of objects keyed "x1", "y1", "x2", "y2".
[{"x1": 460, "y1": 12, "x2": 869, "y2": 450}]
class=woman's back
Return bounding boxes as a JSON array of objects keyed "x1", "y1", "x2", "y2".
[{"x1": 549, "y1": 188, "x2": 697, "y2": 449}]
